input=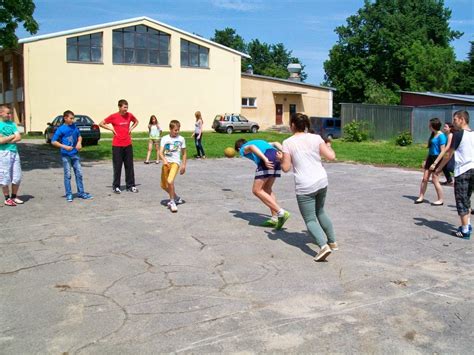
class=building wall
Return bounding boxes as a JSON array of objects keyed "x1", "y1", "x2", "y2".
[
  {"x1": 23, "y1": 19, "x2": 242, "y2": 132},
  {"x1": 401, "y1": 93, "x2": 472, "y2": 107},
  {"x1": 241, "y1": 76, "x2": 333, "y2": 128}
]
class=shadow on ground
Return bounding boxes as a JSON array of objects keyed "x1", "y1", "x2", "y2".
[
  {"x1": 229, "y1": 210, "x2": 270, "y2": 226},
  {"x1": 264, "y1": 230, "x2": 316, "y2": 258},
  {"x1": 413, "y1": 217, "x2": 456, "y2": 236}
]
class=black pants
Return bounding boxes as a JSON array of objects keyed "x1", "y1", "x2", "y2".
[
  {"x1": 442, "y1": 156, "x2": 455, "y2": 182},
  {"x1": 194, "y1": 135, "x2": 205, "y2": 157},
  {"x1": 112, "y1": 145, "x2": 135, "y2": 189}
]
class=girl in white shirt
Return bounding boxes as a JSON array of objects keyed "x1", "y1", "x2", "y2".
[{"x1": 281, "y1": 113, "x2": 337, "y2": 262}]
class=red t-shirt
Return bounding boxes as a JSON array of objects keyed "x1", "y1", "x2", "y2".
[{"x1": 104, "y1": 112, "x2": 137, "y2": 147}]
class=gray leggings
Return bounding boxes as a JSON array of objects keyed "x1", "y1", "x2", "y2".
[{"x1": 296, "y1": 187, "x2": 336, "y2": 247}]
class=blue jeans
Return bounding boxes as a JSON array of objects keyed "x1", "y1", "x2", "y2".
[{"x1": 62, "y1": 154, "x2": 84, "y2": 196}]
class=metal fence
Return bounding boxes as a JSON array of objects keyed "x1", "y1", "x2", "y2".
[{"x1": 341, "y1": 103, "x2": 474, "y2": 143}]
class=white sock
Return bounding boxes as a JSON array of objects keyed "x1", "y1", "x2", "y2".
[
  {"x1": 270, "y1": 215, "x2": 278, "y2": 222},
  {"x1": 277, "y1": 209, "x2": 285, "y2": 217},
  {"x1": 462, "y1": 225, "x2": 469, "y2": 233}
]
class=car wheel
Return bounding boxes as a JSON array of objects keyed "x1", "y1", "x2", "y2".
[
  {"x1": 45, "y1": 133, "x2": 51, "y2": 144},
  {"x1": 226, "y1": 126, "x2": 234, "y2": 134},
  {"x1": 327, "y1": 134, "x2": 334, "y2": 140},
  {"x1": 91, "y1": 139, "x2": 99, "y2": 145},
  {"x1": 250, "y1": 126, "x2": 258, "y2": 133}
]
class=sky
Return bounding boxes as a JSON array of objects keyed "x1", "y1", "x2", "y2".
[{"x1": 17, "y1": 0, "x2": 474, "y2": 85}]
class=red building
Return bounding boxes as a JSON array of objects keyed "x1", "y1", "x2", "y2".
[{"x1": 400, "y1": 91, "x2": 474, "y2": 107}]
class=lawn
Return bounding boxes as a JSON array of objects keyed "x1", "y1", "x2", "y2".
[{"x1": 28, "y1": 131, "x2": 428, "y2": 169}]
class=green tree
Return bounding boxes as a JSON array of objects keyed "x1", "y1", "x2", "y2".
[
  {"x1": 0, "y1": 0, "x2": 39, "y2": 48},
  {"x1": 211, "y1": 27, "x2": 246, "y2": 53},
  {"x1": 324, "y1": 0, "x2": 462, "y2": 105},
  {"x1": 452, "y1": 41, "x2": 474, "y2": 94},
  {"x1": 211, "y1": 28, "x2": 307, "y2": 81}
]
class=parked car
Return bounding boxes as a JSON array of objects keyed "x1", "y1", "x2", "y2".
[
  {"x1": 45, "y1": 114, "x2": 101, "y2": 145},
  {"x1": 309, "y1": 117, "x2": 341, "y2": 139},
  {"x1": 212, "y1": 114, "x2": 259, "y2": 134}
]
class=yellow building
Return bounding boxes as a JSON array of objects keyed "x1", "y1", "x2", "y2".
[
  {"x1": 241, "y1": 73, "x2": 334, "y2": 128},
  {"x1": 0, "y1": 17, "x2": 248, "y2": 133}
]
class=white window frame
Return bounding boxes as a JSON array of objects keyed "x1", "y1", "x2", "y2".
[{"x1": 242, "y1": 97, "x2": 257, "y2": 108}]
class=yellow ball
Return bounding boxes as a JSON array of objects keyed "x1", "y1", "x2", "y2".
[{"x1": 224, "y1": 147, "x2": 236, "y2": 158}]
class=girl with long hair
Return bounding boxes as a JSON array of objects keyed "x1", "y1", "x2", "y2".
[
  {"x1": 144, "y1": 115, "x2": 161, "y2": 164},
  {"x1": 192, "y1": 111, "x2": 206, "y2": 159},
  {"x1": 415, "y1": 117, "x2": 446, "y2": 205}
]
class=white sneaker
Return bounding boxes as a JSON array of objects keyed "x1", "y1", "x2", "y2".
[
  {"x1": 168, "y1": 200, "x2": 178, "y2": 213},
  {"x1": 314, "y1": 244, "x2": 332, "y2": 262}
]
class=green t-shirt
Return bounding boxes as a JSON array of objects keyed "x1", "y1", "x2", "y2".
[{"x1": 0, "y1": 120, "x2": 19, "y2": 152}]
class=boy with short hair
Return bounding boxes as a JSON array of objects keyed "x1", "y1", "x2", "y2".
[
  {"x1": 159, "y1": 120, "x2": 186, "y2": 213},
  {"x1": 234, "y1": 138, "x2": 290, "y2": 229},
  {"x1": 99, "y1": 99, "x2": 139, "y2": 193},
  {"x1": 0, "y1": 105, "x2": 23, "y2": 206},
  {"x1": 52, "y1": 110, "x2": 93, "y2": 202},
  {"x1": 436, "y1": 110, "x2": 473, "y2": 239}
]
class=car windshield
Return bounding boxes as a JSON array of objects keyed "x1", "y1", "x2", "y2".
[{"x1": 74, "y1": 116, "x2": 93, "y2": 125}]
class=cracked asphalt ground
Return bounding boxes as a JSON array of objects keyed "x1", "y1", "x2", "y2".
[{"x1": 1, "y1": 142, "x2": 472, "y2": 353}]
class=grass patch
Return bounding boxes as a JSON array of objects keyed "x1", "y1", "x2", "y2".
[{"x1": 331, "y1": 140, "x2": 426, "y2": 168}]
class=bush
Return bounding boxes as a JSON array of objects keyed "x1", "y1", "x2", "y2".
[
  {"x1": 395, "y1": 131, "x2": 413, "y2": 146},
  {"x1": 343, "y1": 120, "x2": 370, "y2": 142}
]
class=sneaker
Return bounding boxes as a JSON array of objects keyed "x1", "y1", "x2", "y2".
[
  {"x1": 66, "y1": 194, "x2": 73, "y2": 202},
  {"x1": 276, "y1": 211, "x2": 290, "y2": 230},
  {"x1": 127, "y1": 186, "x2": 139, "y2": 193},
  {"x1": 175, "y1": 196, "x2": 184, "y2": 205},
  {"x1": 4, "y1": 198, "x2": 16, "y2": 206},
  {"x1": 314, "y1": 244, "x2": 332, "y2": 262},
  {"x1": 113, "y1": 187, "x2": 121, "y2": 194},
  {"x1": 453, "y1": 226, "x2": 471, "y2": 240},
  {"x1": 260, "y1": 218, "x2": 278, "y2": 227},
  {"x1": 78, "y1": 193, "x2": 94, "y2": 200},
  {"x1": 328, "y1": 242, "x2": 339, "y2": 251},
  {"x1": 13, "y1": 197, "x2": 24, "y2": 204},
  {"x1": 440, "y1": 180, "x2": 453, "y2": 186},
  {"x1": 155, "y1": 160, "x2": 160, "y2": 164},
  {"x1": 144, "y1": 161, "x2": 150, "y2": 164},
  {"x1": 168, "y1": 200, "x2": 178, "y2": 213}
]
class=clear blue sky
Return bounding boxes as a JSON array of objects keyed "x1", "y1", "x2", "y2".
[{"x1": 17, "y1": 0, "x2": 473, "y2": 85}]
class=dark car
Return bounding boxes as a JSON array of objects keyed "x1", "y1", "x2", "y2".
[
  {"x1": 212, "y1": 113, "x2": 259, "y2": 134},
  {"x1": 309, "y1": 117, "x2": 341, "y2": 139},
  {"x1": 45, "y1": 115, "x2": 101, "y2": 145}
]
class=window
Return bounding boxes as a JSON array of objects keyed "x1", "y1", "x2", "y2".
[
  {"x1": 113, "y1": 25, "x2": 170, "y2": 65},
  {"x1": 67, "y1": 33, "x2": 103, "y2": 63},
  {"x1": 335, "y1": 120, "x2": 341, "y2": 128},
  {"x1": 242, "y1": 97, "x2": 257, "y2": 108},
  {"x1": 326, "y1": 119, "x2": 334, "y2": 128},
  {"x1": 181, "y1": 39, "x2": 209, "y2": 68}
]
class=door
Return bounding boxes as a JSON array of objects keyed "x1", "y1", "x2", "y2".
[
  {"x1": 275, "y1": 104, "x2": 283, "y2": 125},
  {"x1": 289, "y1": 104, "x2": 297, "y2": 121}
]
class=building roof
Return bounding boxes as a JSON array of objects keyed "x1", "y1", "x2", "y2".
[
  {"x1": 400, "y1": 91, "x2": 474, "y2": 103},
  {"x1": 18, "y1": 16, "x2": 250, "y2": 59},
  {"x1": 242, "y1": 73, "x2": 336, "y2": 91}
]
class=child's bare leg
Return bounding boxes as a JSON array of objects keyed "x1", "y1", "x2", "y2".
[
  {"x1": 252, "y1": 178, "x2": 280, "y2": 213},
  {"x1": 417, "y1": 169, "x2": 430, "y2": 200},
  {"x1": 263, "y1": 177, "x2": 278, "y2": 217},
  {"x1": 2, "y1": 185, "x2": 10, "y2": 197},
  {"x1": 432, "y1": 173, "x2": 444, "y2": 203},
  {"x1": 155, "y1": 143, "x2": 160, "y2": 162},
  {"x1": 145, "y1": 141, "x2": 153, "y2": 162}
]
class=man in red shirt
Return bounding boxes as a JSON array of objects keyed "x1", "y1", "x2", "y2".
[{"x1": 100, "y1": 99, "x2": 139, "y2": 193}]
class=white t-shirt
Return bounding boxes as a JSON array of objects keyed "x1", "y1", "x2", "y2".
[
  {"x1": 161, "y1": 134, "x2": 186, "y2": 165},
  {"x1": 282, "y1": 133, "x2": 328, "y2": 195}
]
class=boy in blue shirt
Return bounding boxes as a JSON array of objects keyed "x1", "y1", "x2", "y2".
[
  {"x1": 52, "y1": 110, "x2": 93, "y2": 202},
  {"x1": 234, "y1": 138, "x2": 290, "y2": 229}
]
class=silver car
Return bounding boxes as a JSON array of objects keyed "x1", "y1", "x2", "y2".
[{"x1": 212, "y1": 114, "x2": 260, "y2": 134}]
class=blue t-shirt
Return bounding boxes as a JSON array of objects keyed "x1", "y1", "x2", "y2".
[
  {"x1": 0, "y1": 120, "x2": 19, "y2": 152},
  {"x1": 52, "y1": 124, "x2": 80, "y2": 156},
  {"x1": 239, "y1": 140, "x2": 275, "y2": 165},
  {"x1": 429, "y1": 133, "x2": 447, "y2": 155}
]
